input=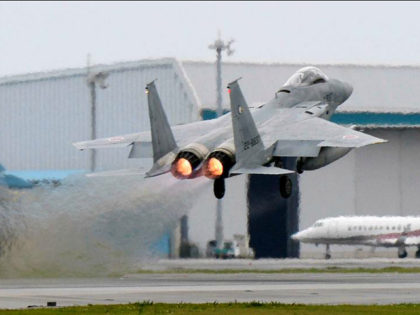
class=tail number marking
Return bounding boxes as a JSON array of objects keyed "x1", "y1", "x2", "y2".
[{"x1": 243, "y1": 136, "x2": 260, "y2": 151}]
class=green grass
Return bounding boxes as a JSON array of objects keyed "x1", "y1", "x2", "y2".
[
  {"x1": 3, "y1": 302, "x2": 420, "y2": 314},
  {"x1": 135, "y1": 266, "x2": 420, "y2": 274}
]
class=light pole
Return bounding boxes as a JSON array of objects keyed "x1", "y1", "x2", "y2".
[
  {"x1": 86, "y1": 58, "x2": 109, "y2": 172},
  {"x1": 208, "y1": 34, "x2": 234, "y2": 249}
]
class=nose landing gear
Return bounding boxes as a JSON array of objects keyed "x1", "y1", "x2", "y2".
[{"x1": 325, "y1": 244, "x2": 331, "y2": 260}]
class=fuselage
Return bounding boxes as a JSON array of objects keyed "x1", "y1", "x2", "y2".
[
  {"x1": 169, "y1": 66, "x2": 355, "y2": 182},
  {"x1": 174, "y1": 68, "x2": 353, "y2": 151},
  {"x1": 292, "y1": 216, "x2": 420, "y2": 248}
]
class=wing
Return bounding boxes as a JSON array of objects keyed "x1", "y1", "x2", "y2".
[
  {"x1": 260, "y1": 108, "x2": 386, "y2": 157},
  {"x1": 73, "y1": 120, "x2": 216, "y2": 152},
  {"x1": 73, "y1": 132, "x2": 149, "y2": 150}
]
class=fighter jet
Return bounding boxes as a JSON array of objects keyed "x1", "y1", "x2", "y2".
[
  {"x1": 73, "y1": 66, "x2": 385, "y2": 199},
  {"x1": 292, "y1": 216, "x2": 420, "y2": 259}
]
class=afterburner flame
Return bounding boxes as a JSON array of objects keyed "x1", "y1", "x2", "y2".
[
  {"x1": 175, "y1": 158, "x2": 193, "y2": 177},
  {"x1": 207, "y1": 157, "x2": 223, "y2": 177}
]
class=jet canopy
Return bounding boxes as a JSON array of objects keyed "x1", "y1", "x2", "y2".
[
  {"x1": 312, "y1": 220, "x2": 324, "y2": 228},
  {"x1": 283, "y1": 66, "x2": 329, "y2": 87}
]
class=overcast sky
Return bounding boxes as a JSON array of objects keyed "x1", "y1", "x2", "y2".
[{"x1": 1, "y1": 1, "x2": 420, "y2": 76}]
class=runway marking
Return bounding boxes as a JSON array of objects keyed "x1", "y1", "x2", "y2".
[{"x1": 2, "y1": 282, "x2": 420, "y2": 298}]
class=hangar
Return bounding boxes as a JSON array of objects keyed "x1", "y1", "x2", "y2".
[{"x1": 0, "y1": 58, "x2": 419, "y2": 257}]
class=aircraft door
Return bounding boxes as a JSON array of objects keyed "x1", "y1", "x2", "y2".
[{"x1": 327, "y1": 221, "x2": 338, "y2": 238}]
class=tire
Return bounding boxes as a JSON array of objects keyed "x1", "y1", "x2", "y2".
[
  {"x1": 213, "y1": 178, "x2": 225, "y2": 199},
  {"x1": 416, "y1": 250, "x2": 420, "y2": 259},
  {"x1": 325, "y1": 253, "x2": 331, "y2": 260},
  {"x1": 279, "y1": 175, "x2": 292, "y2": 199},
  {"x1": 398, "y1": 248, "x2": 407, "y2": 259}
]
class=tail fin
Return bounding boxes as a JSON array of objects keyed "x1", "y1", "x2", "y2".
[
  {"x1": 145, "y1": 81, "x2": 178, "y2": 163},
  {"x1": 227, "y1": 79, "x2": 265, "y2": 168}
]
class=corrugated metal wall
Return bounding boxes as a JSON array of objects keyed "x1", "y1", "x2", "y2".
[
  {"x1": 182, "y1": 61, "x2": 420, "y2": 113},
  {"x1": 0, "y1": 59, "x2": 200, "y2": 171}
]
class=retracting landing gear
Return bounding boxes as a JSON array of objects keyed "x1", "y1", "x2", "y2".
[
  {"x1": 279, "y1": 175, "x2": 292, "y2": 199},
  {"x1": 325, "y1": 244, "x2": 331, "y2": 260},
  {"x1": 398, "y1": 246, "x2": 407, "y2": 259},
  {"x1": 214, "y1": 178, "x2": 225, "y2": 199}
]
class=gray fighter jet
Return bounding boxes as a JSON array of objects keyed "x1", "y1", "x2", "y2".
[{"x1": 73, "y1": 66, "x2": 385, "y2": 199}]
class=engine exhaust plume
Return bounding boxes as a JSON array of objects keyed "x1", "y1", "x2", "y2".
[
  {"x1": 205, "y1": 157, "x2": 224, "y2": 178},
  {"x1": 173, "y1": 158, "x2": 193, "y2": 177}
]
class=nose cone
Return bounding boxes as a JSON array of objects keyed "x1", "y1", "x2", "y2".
[
  {"x1": 291, "y1": 231, "x2": 304, "y2": 241},
  {"x1": 291, "y1": 229, "x2": 313, "y2": 242}
]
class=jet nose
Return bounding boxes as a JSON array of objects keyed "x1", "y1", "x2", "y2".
[{"x1": 291, "y1": 231, "x2": 303, "y2": 241}]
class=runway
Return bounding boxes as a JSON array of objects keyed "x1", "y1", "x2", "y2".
[
  {"x1": 3, "y1": 271, "x2": 420, "y2": 308},
  {"x1": 144, "y1": 258, "x2": 420, "y2": 271}
]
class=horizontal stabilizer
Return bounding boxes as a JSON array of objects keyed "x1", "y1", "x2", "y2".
[
  {"x1": 230, "y1": 166, "x2": 294, "y2": 175},
  {"x1": 145, "y1": 164, "x2": 172, "y2": 178},
  {"x1": 129, "y1": 141, "x2": 153, "y2": 158},
  {"x1": 273, "y1": 140, "x2": 321, "y2": 157},
  {"x1": 86, "y1": 168, "x2": 146, "y2": 178}
]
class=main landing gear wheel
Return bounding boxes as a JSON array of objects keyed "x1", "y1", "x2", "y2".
[
  {"x1": 416, "y1": 248, "x2": 420, "y2": 259},
  {"x1": 398, "y1": 247, "x2": 407, "y2": 259},
  {"x1": 214, "y1": 178, "x2": 225, "y2": 199},
  {"x1": 279, "y1": 175, "x2": 292, "y2": 199}
]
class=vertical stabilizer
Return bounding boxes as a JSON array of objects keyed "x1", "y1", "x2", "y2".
[
  {"x1": 227, "y1": 79, "x2": 264, "y2": 168},
  {"x1": 146, "y1": 81, "x2": 178, "y2": 163}
]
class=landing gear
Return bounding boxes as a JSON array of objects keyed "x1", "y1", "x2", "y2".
[
  {"x1": 398, "y1": 246, "x2": 407, "y2": 259},
  {"x1": 214, "y1": 178, "x2": 225, "y2": 199},
  {"x1": 325, "y1": 244, "x2": 331, "y2": 260},
  {"x1": 416, "y1": 247, "x2": 420, "y2": 259},
  {"x1": 279, "y1": 175, "x2": 292, "y2": 199}
]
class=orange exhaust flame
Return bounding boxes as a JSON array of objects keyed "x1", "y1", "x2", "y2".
[
  {"x1": 207, "y1": 157, "x2": 223, "y2": 177},
  {"x1": 174, "y1": 158, "x2": 193, "y2": 177}
]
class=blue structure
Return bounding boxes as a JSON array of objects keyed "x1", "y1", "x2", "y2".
[
  {"x1": 330, "y1": 112, "x2": 420, "y2": 127},
  {"x1": 3, "y1": 169, "x2": 84, "y2": 188}
]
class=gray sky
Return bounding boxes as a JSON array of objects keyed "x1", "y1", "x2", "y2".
[{"x1": 1, "y1": 1, "x2": 420, "y2": 76}]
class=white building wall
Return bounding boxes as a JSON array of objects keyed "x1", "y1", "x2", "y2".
[{"x1": 0, "y1": 59, "x2": 200, "y2": 171}]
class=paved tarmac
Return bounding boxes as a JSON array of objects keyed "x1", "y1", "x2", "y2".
[
  {"x1": 3, "y1": 270, "x2": 420, "y2": 308},
  {"x1": 3, "y1": 258, "x2": 420, "y2": 309}
]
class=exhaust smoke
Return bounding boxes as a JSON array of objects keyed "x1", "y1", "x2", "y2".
[{"x1": 0, "y1": 174, "x2": 207, "y2": 277}]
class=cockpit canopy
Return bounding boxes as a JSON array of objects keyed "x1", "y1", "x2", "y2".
[
  {"x1": 283, "y1": 66, "x2": 329, "y2": 87},
  {"x1": 313, "y1": 221, "x2": 324, "y2": 228}
]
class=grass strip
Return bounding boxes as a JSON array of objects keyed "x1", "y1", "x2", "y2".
[{"x1": 2, "y1": 302, "x2": 420, "y2": 314}]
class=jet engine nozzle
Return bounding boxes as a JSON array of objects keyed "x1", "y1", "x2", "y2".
[
  {"x1": 203, "y1": 145, "x2": 236, "y2": 179},
  {"x1": 171, "y1": 143, "x2": 209, "y2": 179}
]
